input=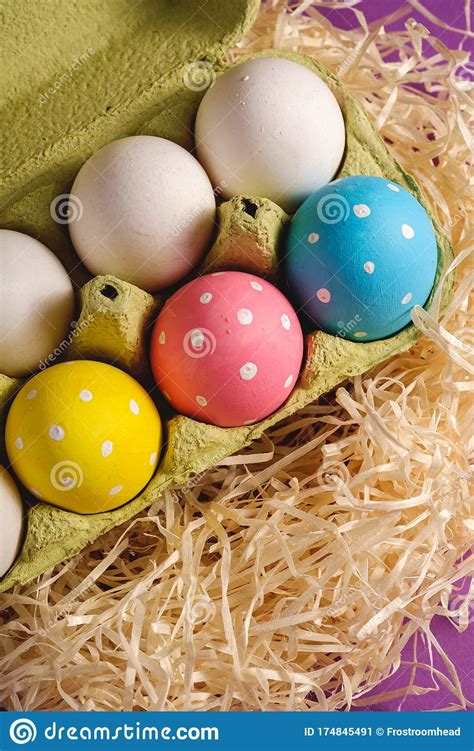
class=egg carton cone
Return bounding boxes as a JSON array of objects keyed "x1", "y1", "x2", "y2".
[{"x1": 0, "y1": 0, "x2": 454, "y2": 592}]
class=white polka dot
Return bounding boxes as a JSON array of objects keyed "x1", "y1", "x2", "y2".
[
  {"x1": 101, "y1": 440, "x2": 113, "y2": 457},
  {"x1": 130, "y1": 399, "x2": 140, "y2": 415},
  {"x1": 15, "y1": 437, "x2": 23, "y2": 450},
  {"x1": 109, "y1": 485, "x2": 123, "y2": 496},
  {"x1": 354, "y1": 331, "x2": 367, "y2": 338},
  {"x1": 240, "y1": 362, "x2": 257, "y2": 381},
  {"x1": 196, "y1": 395, "x2": 208, "y2": 407},
  {"x1": 401, "y1": 292, "x2": 413, "y2": 305},
  {"x1": 281, "y1": 313, "x2": 291, "y2": 330},
  {"x1": 158, "y1": 330, "x2": 166, "y2": 344},
  {"x1": 237, "y1": 308, "x2": 253, "y2": 325},
  {"x1": 27, "y1": 389, "x2": 37, "y2": 400},
  {"x1": 200, "y1": 292, "x2": 213, "y2": 304},
  {"x1": 49, "y1": 425, "x2": 65, "y2": 441},
  {"x1": 363, "y1": 261, "x2": 375, "y2": 274},
  {"x1": 402, "y1": 224, "x2": 415, "y2": 239},
  {"x1": 308, "y1": 232, "x2": 319, "y2": 244},
  {"x1": 30, "y1": 487, "x2": 42, "y2": 499},
  {"x1": 387, "y1": 183, "x2": 400, "y2": 192},
  {"x1": 284, "y1": 375, "x2": 294, "y2": 388},
  {"x1": 353, "y1": 204, "x2": 371, "y2": 218},
  {"x1": 250, "y1": 281, "x2": 263, "y2": 291},
  {"x1": 79, "y1": 389, "x2": 93, "y2": 402},
  {"x1": 316, "y1": 288, "x2": 331, "y2": 304},
  {"x1": 149, "y1": 452, "x2": 157, "y2": 466}
]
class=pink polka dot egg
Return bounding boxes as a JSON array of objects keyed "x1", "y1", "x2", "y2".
[{"x1": 150, "y1": 272, "x2": 304, "y2": 427}]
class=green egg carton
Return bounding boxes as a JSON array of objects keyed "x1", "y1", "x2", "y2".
[{"x1": 0, "y1": 0, "x2": 454, "y2": 593}]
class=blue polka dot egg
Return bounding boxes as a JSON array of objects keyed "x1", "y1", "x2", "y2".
[{"x1": 286, "y1": 175, "x2": 438, "y2": 342}]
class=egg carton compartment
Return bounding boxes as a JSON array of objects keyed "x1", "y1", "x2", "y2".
[{"x1": 0, "y1": 9, "x2": 454, "y2": 591}]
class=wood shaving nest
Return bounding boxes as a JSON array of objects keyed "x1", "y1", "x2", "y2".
[{"x1": 0, "y1": 0, "x2": 472, "y2": 712}]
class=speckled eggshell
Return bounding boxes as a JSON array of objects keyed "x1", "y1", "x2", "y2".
[
  {"x1": 0, "y1": 230, "x2": 75, "y2": 378},
  {"x1": 5, "y1": 361, "x2": 162, "y2": 514},
  {"x1": 150, "y1": 272, "x2": 304, "y2": 427},
  {"x1": 68, "y1": 136, "x2": 216, "y2": 292},
  {"x1": 0, "y1": 467, "x2": 24, "y2": 577},
  {"x1": 286, "y1": 176, "x2": 438, "y2": 341},
  {"x1": 195, "y1": 57, "x2": 345, "y2": 214}
]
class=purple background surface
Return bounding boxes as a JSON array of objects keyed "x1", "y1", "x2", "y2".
[
  {"x1": 352, "y1": 578, "x2": 473, "y2": 711},
  {"x1": 318, "y1": 0, "x2": 473, "y2": 53},
  {"x1": 317, "y1": 0, "x2": 473, "y2": 711}
]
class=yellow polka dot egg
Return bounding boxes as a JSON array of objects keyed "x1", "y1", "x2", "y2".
[{"x1": 6, "y1": 361, "x2": 162, "y2": 514}]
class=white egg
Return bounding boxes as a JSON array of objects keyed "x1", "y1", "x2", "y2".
[
  {"x1": 0, "y1": 230, "x2": 75, "y2": 378},
  {"x1": 68, "y1": 136, "x2": 216, "y2": 292},
  {"x1": 195, "y1": 57, "x2": 345, "y2": 214},
  {"x1": 0, "y1": 467, "x2": 24, "y2": 577}
]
